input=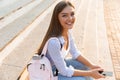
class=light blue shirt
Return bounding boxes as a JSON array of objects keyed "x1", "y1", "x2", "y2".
[{"x1": 46, "y1": 33, "x2": 81, "y2": 77}]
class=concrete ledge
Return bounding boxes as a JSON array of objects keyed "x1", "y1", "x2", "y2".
[
  {"x1": 81, "y1": 0, "x2": 115, "y2": 80},
  {"x1": 0, "y1": 0, "x2": 56, "y2": 51},
  {"x1": 0, "y1": 63, "x2": 22, "y2": 80},
  {"x1": 0, "y1": 0, "x2": 60, "y2": 80},
  {"x1": 0, "y1": 7, "x2": 49, "y2": 80},
  {"x1": 0, "y1": 0, "x2": 33, "y2": 19}
]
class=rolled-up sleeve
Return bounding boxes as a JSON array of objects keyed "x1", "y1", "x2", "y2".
[
  {"x1": 47, "y1": 38, "x2": 74, "y2": 77},
  {"x1": 69, "y1": 36, "x2": 81, "y2": 59}
]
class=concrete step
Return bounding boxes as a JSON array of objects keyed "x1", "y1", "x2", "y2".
[
  {"x1": 72, "y1": 0, "x2": 90, "y2": 50},
  {"x1": 0, "y1": 0, "x2": 55, "y2": 51},
  {"x1": 73, "y1": 0, "x2": 115, "y2": 79},
  {"x1": 0, "y1": 0, "x2": 33, "y2": 19},
  {"x1": 96, "y1": 0, "x2": 115, "y2": 80},
  {"x1": 82, "y1": 0, "x2": 98, "y2": 62},
  {"x1": 0, "y1": 0, "x2": 61, "y2": 80}
]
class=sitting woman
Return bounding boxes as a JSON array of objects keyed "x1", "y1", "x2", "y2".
[{"x1": 37, "y1": 0, "x2": 105, "y2": 80}]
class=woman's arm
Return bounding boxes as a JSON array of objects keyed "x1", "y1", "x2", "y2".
[
  {"x1": 69, "y1": 35, "x2": 105, "y2": 79},
  {"x1": 76, "y1": 55, "x2": 93, "y2": 68},
  {"x1": 72, "y1": 55, "x2": 105, "y2": 79},
  {"x1": 73, "y1": 68, "x2": 105, "y2": 79},
  {"x1": 47, "y1": 38, "x2": 74, "y2": 77}
]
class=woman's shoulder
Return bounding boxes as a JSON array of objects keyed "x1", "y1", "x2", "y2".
[
  {"x1": 48, "y1": 37, "x2": 60, "y2": 45},
  {"x1": 49, "y1": 37, "x2": 59, "y2": 41}
]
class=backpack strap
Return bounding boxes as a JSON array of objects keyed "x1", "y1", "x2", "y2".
[
  {"x1": 40, "y1": 39, "x2": 49, "y2": 56},
  {"x1": 41, "y1": 37, "x2": 63, "y2": 57}
]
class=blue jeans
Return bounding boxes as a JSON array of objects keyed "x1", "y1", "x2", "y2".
[{"x1": 52, "y1": 58, "x2": 93, "y2": 80}]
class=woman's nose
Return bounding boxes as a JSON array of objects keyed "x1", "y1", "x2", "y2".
[{"x1": 68, "y1": 16, "x2": 73, "y2": 20}]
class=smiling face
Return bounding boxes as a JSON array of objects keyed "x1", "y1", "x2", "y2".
[{"x1": 58, "y1": 5, "x2": 75, "y2": 31}]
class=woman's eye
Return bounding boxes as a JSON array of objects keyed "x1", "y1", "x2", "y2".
[{"x1": 62, "y1": 15, "x2": 67, "y2": 17}]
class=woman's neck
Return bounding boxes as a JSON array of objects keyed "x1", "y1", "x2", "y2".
[
  {"x1": 62, "y1": 31, "x2": 69, "y2": 50},
  {"x1": 62, "y1": 31, "x2": 68, "y2": 41}
]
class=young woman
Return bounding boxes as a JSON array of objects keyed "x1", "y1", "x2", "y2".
[{"x1": 38, "y1": 0, "x2": 105, "y2": 80}]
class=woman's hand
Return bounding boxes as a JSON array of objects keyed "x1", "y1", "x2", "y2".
[
  {"x1": 89, "y1": 68, "x2": 105, "y2": 79},
  {"x1": 88, "y1": 64, "x2": 105, "y2": 79}
]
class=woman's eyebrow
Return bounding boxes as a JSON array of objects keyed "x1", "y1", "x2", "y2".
[
  {"x1": 60, "y1": 13, "x2": 68, "y2": 14},
  {"x1": 61, "y1": 12, "x2": 74, "y2": 14}
]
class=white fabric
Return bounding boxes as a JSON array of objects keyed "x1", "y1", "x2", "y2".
[
  {"x1": 28, "y1": 38, "x2": 58, "y2": 80},
  {"x1": 47, "y1": 34, "x2": 81, "y2": 77}
]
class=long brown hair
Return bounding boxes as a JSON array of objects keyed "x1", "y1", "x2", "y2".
[{"x1": 38, "y1": 0, "x2": 75, "y2": 55}]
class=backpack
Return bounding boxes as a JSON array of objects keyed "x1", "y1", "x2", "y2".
[{"x1": 27, "y1": 38, "x2": 58, "y2": 80}]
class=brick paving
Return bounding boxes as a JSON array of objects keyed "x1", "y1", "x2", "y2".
[{"x1": 104, "y1": 0, "x2": 120, "y2": 80}]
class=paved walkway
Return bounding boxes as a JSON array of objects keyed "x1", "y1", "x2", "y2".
[{"x1": 104, "y1": 0, "x2": 120, "y2": 80}]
